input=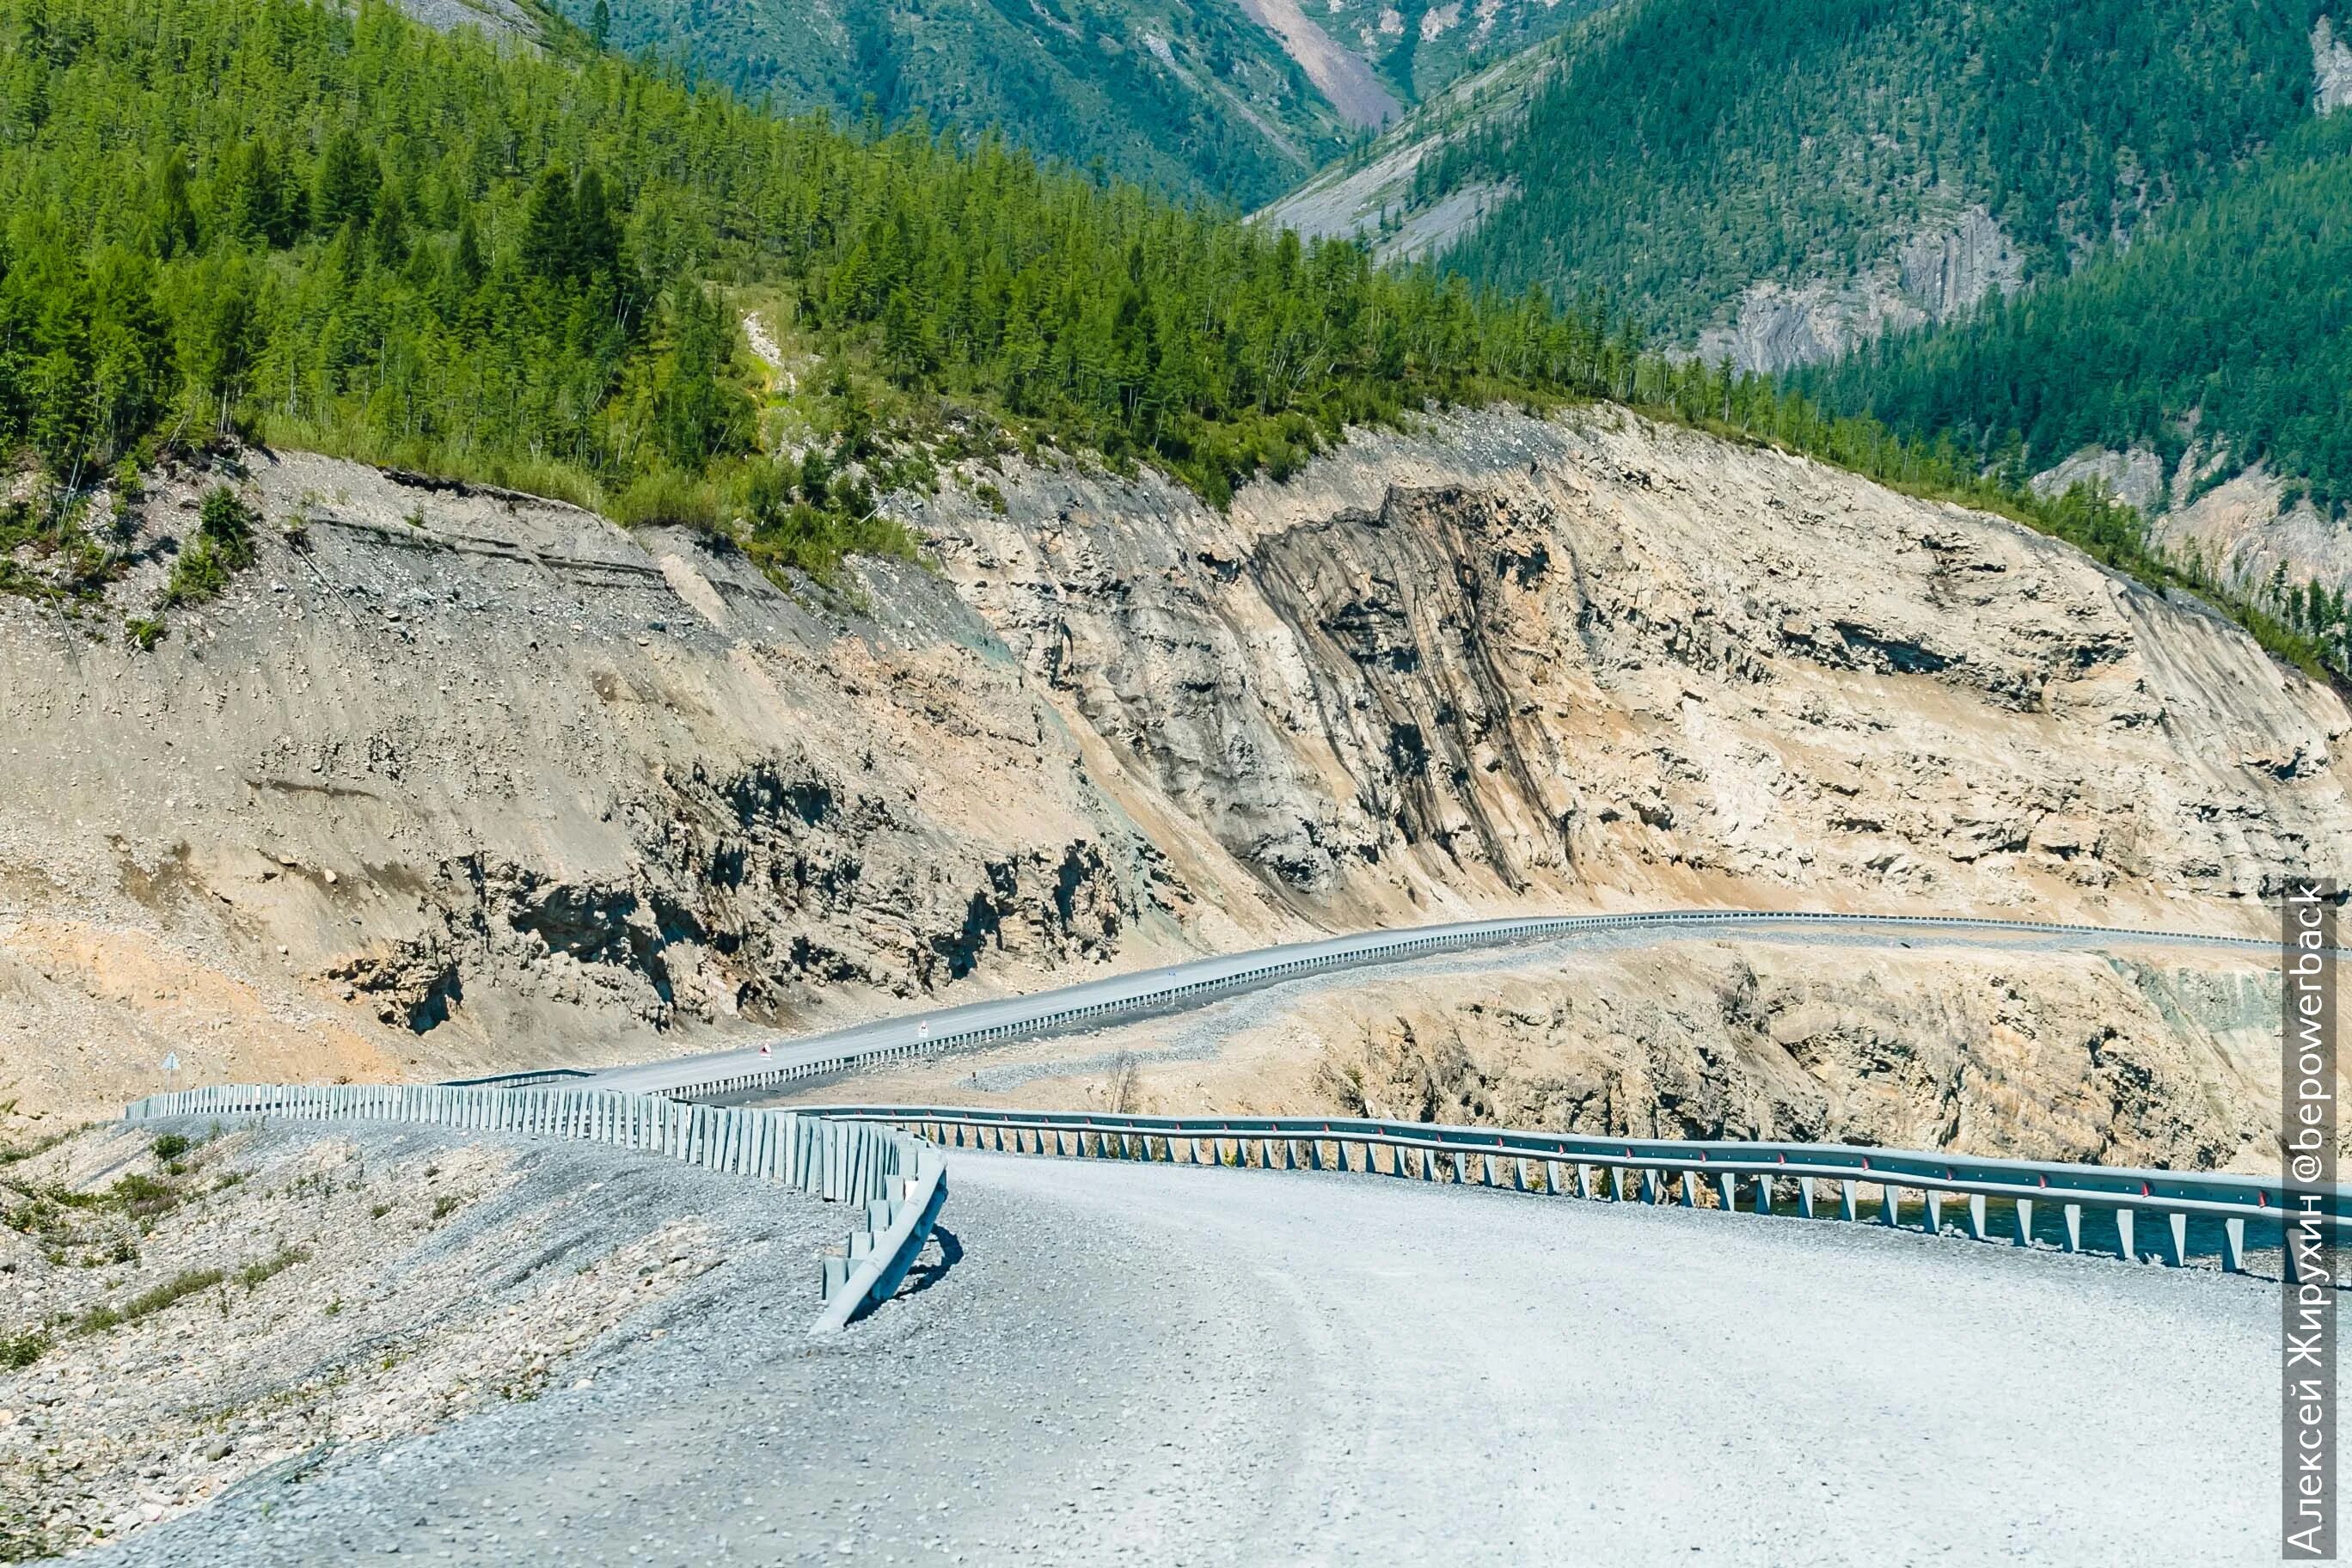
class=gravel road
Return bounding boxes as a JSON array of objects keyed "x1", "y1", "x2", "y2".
[{"x1": 101, "y1": 1147, "x2": 2283, "y2": 1566}]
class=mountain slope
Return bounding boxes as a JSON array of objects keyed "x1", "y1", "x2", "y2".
[
  {"x1": 7, "y1": 410, "x2": 2348, "y2": 1136},
  {"x1": 563, "y1": 0, "x2": 1619, "y2": 206},
  {"x1": 1309, "y1": 0, "x2": 2333, "y2": 372},
  {"x1": 561, "y1": 0, "x2": 1357, "y2": 206},
  {"x1": 1798, "y1": 109, "x2": 2352, "y2": 630}
]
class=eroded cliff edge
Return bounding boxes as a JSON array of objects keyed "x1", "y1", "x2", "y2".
[{"x1": 2, "y1": 407, "x2": 2344, "y2": 1136}]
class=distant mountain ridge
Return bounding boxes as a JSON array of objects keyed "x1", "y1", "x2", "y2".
[
  {"x1": 553, "y1": 0, "x2": 1613, "y2": 207},
  {"x1": 1282, "y1": 0, "x2": 2333, "y2": 371}
]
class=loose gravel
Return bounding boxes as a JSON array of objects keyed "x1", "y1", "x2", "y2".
[
  {"x1": 90, "y1": 1145, "x2": 2291, "y2": 1566},
  {"x1": 3, "y1": 1118, "x2": 838, "y2": 1560}
]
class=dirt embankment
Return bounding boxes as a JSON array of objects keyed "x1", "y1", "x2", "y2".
[{"x1": 1, "y1": 407, "x2": 2343, "y2": 1142}]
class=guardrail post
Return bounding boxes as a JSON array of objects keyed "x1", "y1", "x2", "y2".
[
  {"x1": 1452, "y1": 1152, "x2": 1467, "y2": 1185},
  {"x1": 1924, "y1": 1191, "x2": 1944, "y2": 1234},
  {"x1": 2061, "y1": 1203, "x2": 2084, "y2": 1253},
  {"x1": 1640, "y1": 1168, "x2": 1662, "y2": 1204},
  {"x1": 1797, "y1": 1178, "x2": 1816, "y2": 1218},
  {"x1": 1611, "y1": 1167, "x2": 1631, "y2": 1202},
  {"x1": 2014, "y1": 1197, "x2": 2035, "y2": 1246},
  {"x1": 1964, "y1": 1193, "x2": 1988, "y2": 1241},
  {"x1": 1879, "y1": 1185, "x2": 1900, "y2": 1227},
  {"x1": 1713, "y1": 1172, "x2": 1733, "y2": 1210},
  {"x1": 2221, "y1": 1216, "x2": 2247, "y2": 1274},
  {"x1": 2161, "y1": 1210, "x2": 2188, "y2": 1268},
  {"x1": 1678, "y1": 1171, "x2": 1699, "y2": 1208},
  {"x1": 2115, "y1": 1208, "x2": 2136, "y2": 1263},
  {"x1": 1840, "y1": 1179, "x2": 1858, "y2": 1222}
]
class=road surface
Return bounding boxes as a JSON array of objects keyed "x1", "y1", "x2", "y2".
[
  {"x1": 113, "y1": 1150, "x2": 2282, "y2": 1566},
  {"x1": 587, "y1": 908, "x2": 2285, "y2": 1099}
]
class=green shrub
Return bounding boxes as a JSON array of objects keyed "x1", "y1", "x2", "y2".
[
  {"x1": 160, "y1": 487, "x2": 259, "y2": 607},
  {"x1": 609, "y1": 469, "x2": 720, "y2": 529},
  {"x1": 0, "y1": 1328, "x2": 49, "y2": 1369},
  {"x1": 76, "y1": 1267, "x2": 224, "y2": 1334},
  {"x1": 150, "y1": 1134, "x2": 191, "y2": 1163}
]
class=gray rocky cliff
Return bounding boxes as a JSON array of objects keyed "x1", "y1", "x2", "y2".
[{"x1": 3, "y1": 409, "x2": 2345, "y2": 1134}]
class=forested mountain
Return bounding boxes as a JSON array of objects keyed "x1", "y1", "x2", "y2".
[
  {"x1": 548, "y1": 0, "x2": 1618, "y2": 207},
  {"x1": 553, "y1": 0, "x2": 1355, "y2": 207},
  {"x1": 1801, "y1": 112, "x2": 2352, "y2": 520},
  {"x1": 1338, "y1": 0, "x2": 2333, "y2": 369},
  {"x1": 0, "y1": 0, "x2": 1656, "y2": 575},
  {"x1": 3, "y1": 0, "x2": 2343, "y2": 676}
]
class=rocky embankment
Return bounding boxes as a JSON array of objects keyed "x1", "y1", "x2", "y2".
[
  {"x1": 786, "y1": 931, "x2": 2282, "y2": 1173},
  {"x1": 0, "y1": 1118, "x2": 828, "y2": 1558},
  {"x1": 1, "y1": 407, "x2": 2344, "y2": 1144}
]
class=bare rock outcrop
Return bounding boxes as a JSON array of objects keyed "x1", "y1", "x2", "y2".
[
  {"x1": 922, "y1": 408, "x2": 2348, "y2": 934},
  {"x1": 2318, "y1": 17, "x2": 2352, "y2": 117},
  {"x1": 3, "y1": 407, "x2": 2345, "y2": 1137},
  {"x1": 1695, "y1": 205, "x2": 2027, "y2": 373},
  {"x1": 0, "y1": 453, "x2": 1253, "y2": 1125}
]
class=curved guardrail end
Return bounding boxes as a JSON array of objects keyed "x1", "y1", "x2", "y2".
[{"x1": 811, "y1": 1149, "x2": 949, "y2": 1336}]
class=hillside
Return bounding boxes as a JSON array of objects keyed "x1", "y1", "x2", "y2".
[
  {"x1": 1291, "y1": 0, "x2": 2334, "y2": 374},
  {"x1": 4, "y1": 408, "x2": 2347, "y2": 1163},
  {"x1": 3, "y1": 0, "x2": 2349, "y2": 1152},
  {"x1": 557, "y1": 0, "x2": 1617, "y2": 207},
  {"x1": 0, "y1": 0, "x2": 1653, "y2": 598},
  {"x1": 551, "y1": 0, "x2": 1360, "y2": 207},
  {"x1": 1798, "y1": 108, "x2": 2352, "y2": 637}
]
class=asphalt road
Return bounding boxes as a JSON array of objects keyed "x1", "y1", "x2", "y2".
[
  {"x1": 112, "y1": 1150, "x2": 2283, "y2": 1567},
  {"x1": 587, "y1": 908, "x2": 2287, "y2": 1100}
]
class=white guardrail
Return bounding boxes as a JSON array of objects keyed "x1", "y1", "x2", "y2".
[
  {"x1": 123, "y1": 1085, "x2": 946, "y2": 1333},
  {"x1": 804, "y1": 1106, "x2": 2352, "y2": 1282},
  {"x1": 583, "y1": 909, "x2": 2311, "y2": 1104}
]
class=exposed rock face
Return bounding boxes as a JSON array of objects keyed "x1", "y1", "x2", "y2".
[
  {"x1": 1232, "y1": 0, "x2": 1402, "y2": 130},
  {"x1": 1695, "y1": 206, "x2": 2026, "y2": 373},
  {"x1": 924, "y1": 409, "x2": 2347, "y2": 931},
  {"x1": 2029, "y1": 444, "x2": 2168, "y2": 515},
  {"x1": 782, "y1": 939, "x2": 2288, "y2": 1172},
  {"x1": 0, "y1": 453, "x2": 1246, "y2": 1124},
  {"x1": 2033, "y1": 445, "x2": 2352, "y2": 597},
  {"x1": 2318, "y1": 17, "x2": 2352, "y2": 117},
  {"x1": 2155, "y1": 468, "x2": 2352, "y2": 597},
  {"x1": 1294, "y1": 946, "x2": 2276, "y2": 1171},
  {"x1": 3, "y1": 408, "x2": 2345, "y2": 1137}
]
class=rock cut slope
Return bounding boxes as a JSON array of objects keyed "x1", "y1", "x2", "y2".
[
  {"x1": 916, "y1": 408, "x2": 2348, "y2": 925},
  {"x1": 0, "y1": 408, "x2": 2344, "y2": 1131}
]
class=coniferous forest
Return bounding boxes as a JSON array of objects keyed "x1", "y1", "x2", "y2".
[{"x1": 0, "y1": 0, "x2": 2343, "y2": 679}]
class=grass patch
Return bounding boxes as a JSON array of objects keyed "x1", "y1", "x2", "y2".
[
  {"x1": 150, "y1": 1133, "x2": 192, "y2": 1163},
  {"x1": 77, "y1": 1267, "x2": 224, "y2": 1334},
  {"x1": 253, "y1": 416, "x2": 607, "y2": 513},
  {"x1": 235, "y1": 1246, "x2": 309, "y2": 1293},
  {"x1": 0, "y1": 1327, "x2": 50, "y2": 1369}
]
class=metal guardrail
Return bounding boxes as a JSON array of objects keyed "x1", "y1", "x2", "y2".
[
  {"x1": 805, "y1": 1105, "x2": 2352, "y2": 1281},
  {"x1": 123, "y1": 1085, "x2": 945, "y2": 1332},
  {"x1": 437, "y1": 1068, "x2": 597, "y2": 1088},
  {"x1": 603, "y1": 908, "x2": 2306, "y2": 1104}
]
